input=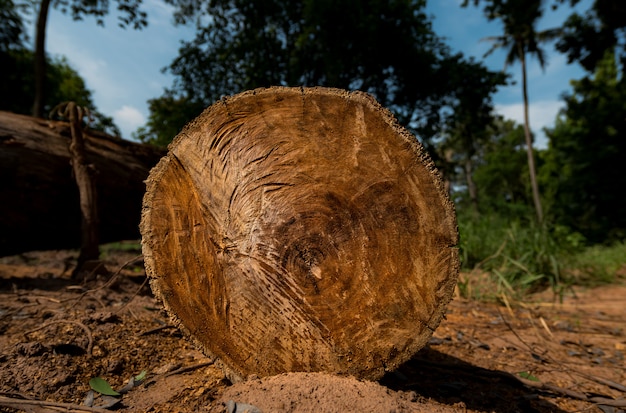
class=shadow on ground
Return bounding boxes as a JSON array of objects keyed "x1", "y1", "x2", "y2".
[{"x1": 380, "y1": 347, "x2": 567, "y2": 413}]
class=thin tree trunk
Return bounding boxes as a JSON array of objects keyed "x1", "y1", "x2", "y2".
[
  {"x1": 464, "y1": 157, "x2": 479, "y2": 214},
  {"x1": 520, "y1": 49, "x2": 543, "y2": 223},
  {"x1": 462, "y1": 127, "x2": 479, "y2": 215},
  {"x1": 64, "y1": 103, "x2": 100, "y2": 275},
  {"x1": 33, "y1": 0, "x2": 51, "y2": 118}
]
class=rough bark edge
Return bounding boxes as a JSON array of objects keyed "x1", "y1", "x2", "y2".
[
  {"x1": 140, "y1": 86, "x2": 460, "y2": 383},
  {"x1": 140, "y1": 155, "x2": 241, "y2": 382}
]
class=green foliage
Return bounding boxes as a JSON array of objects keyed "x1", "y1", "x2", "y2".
[
  {"x1": 100, "y1": 240, "x2": 142, "y2": 254},
  {"x1": 471, "y1": 119, "x2": 535, "y2": 216},
  {"x1": 438, "y1": 60, "x2": 508, "y2": 212},
  {"x1": 139, "y1": 0, "x2": 495, "y2": 146},
  {"x1": 134, "y1": 370, "x2": 147, "y2": 381},
  {"x1": 458, "y1": 212, "x2": 511, "y2": 270},
  {"x1": 467, "y1": 0, "x2": 561, "y2": 68},
  {"x1": 53, "y1": 0, "x2": 148, "y2": 29},
  {"x1": 133, "y1": 91, "x2": 205, "y2": 147},
  {"x1": 518, "y1": 371, "x2": 540, "y2": 382},
  {"x1": 458, "y1": 211, "x2": 588, "y2": 297},
  {"x1": 0, "y1": 48, "x2": 120, "y2": 135},
  {"x1": 561, "y1": 241, "x2": 626, "y2": 285},
  {"x1": 453, "y1": 1, "x2": 625, "y2": 298},
  {"x1": 89, "y1": 377, "x2": 120, "y2": 396},
  {"x1": 449, "y1": 117, "x2": 539, "y2": 219},
  {"x1": 555, "y1": 0, "x2": 626, "y2": 72},
  {"x1": 458, "y1": 207, "x2": 625, "y2": 298},
  {"x1": 0, "y1": 0, "x2": 27, "y2": 50},
  {"x1": 541, "y1": 50, "x2": 626, "y2": 243}
]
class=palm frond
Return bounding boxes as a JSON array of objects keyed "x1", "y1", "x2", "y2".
[{"x1": 537, "y1": 27, "x2": 563, "y2": 42}]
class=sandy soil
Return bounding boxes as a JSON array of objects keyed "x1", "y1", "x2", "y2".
[{"x1": 0, "y1": 246, "x2": 624, "y2": 413}]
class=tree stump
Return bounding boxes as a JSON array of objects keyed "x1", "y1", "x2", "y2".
[{"x1": 140, "y1": 87, "x2": 459, "y2": 382}]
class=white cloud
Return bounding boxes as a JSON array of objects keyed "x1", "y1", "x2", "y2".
[
  {"x1": 114, "y1": 106, "x2": 146, "y2": 137},
  {"x1": 495, "y1": 100, "x2": 564, "y2": 149}
]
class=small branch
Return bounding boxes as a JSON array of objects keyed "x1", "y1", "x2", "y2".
[
  {"x1": 68, "y1": 254, "x2": 143, "y2": 309},
  {"x1": 0, "y1": 395, "x2": 112, "y2": 413},
  {"x1": 163, "y1": 361, "x2": 215, "y2": 378},
  {"x1": 0, "y1": 302, "x2": 39, "y2": 321},
  {"x1": 139, "y1": 324, "x2": 176, "y2": 336},
  {"x1": 588, "y1": 397, "x2": 626, "y2": 408},
  {"x1": 516, "y1": 375, "x2": 588, "y2": 400},
  {"x1": 495, "y1": 306, "x2": 626, "y2": 407},
  {"x1": 113, "y1": 275, "x2": 149, "y2": 314},
  {"x1": 23, "y1": 319, "x2": 94, "y2": 355},
  {"x1": 144, "y1": 361, "x2": 215, "y2": 387}
]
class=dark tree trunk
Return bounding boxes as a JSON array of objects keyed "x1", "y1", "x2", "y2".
[
  {"x1": 60, "y1": 103, "x2": 101, "y2": 274},
  {"x1": 0, "y1": 111, "x2": 166, "y2": 256},
  {"x1": 33, "y1": 0, "x2": 51, "y2": 118}
]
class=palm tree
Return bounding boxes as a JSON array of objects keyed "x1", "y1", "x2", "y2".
[{"x1": 476, "y1": 0, "x2": 560, "y2": 223}]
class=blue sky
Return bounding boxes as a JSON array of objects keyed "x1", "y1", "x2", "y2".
[{"x1": 33, "y1": 0, "x2": 592, "y2": 147}]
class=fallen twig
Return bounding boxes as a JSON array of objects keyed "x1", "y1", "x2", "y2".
[
  {"x1": 571, "y1": 370, "x2": 626, "y2": 393},
  {"x1": 68, "y1": 254, "x2": 143, "y2": 309},
  {"x1": 495, "y1": 306, "x2": 626, "y2": 407},
  {"x1": 495, "y1": 306, "x2": 546, "y2": 357},
  {"x1": 113, "y1": 275, "x2": 149, "y2": 315},
  {"x1": 139, "y1": 324, "x2": 176, "y2": 336},
  {"x1": 588, "y1": 397, "x2": 626, "y2": 407},
  {"x1": 0, "y1": 302, "x2": 39, "y2": 322},
  {"x1": 163, "y1": 361, "x2": 215, "y2": 378},
  {"x1": 23, "y1": 319, "x2": 94, "y2": 355},
  {"x1": 144, "y1": 361, "x2": 215, "y2": 387},
  {"x1": 0, "y1": 394, "x2": 112, "y2": 413}
]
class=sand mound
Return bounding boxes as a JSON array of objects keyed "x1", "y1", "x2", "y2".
[{"x1": 212, "y1": 372, "x2": 458, "y2": 412}]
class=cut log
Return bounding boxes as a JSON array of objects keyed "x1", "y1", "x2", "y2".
[
  {"x1": 0, "y1": 111, "x2": 165, "y2": 256},
  {"x1": 140, "y1": 87, "x2": 459, "y2": 382}
]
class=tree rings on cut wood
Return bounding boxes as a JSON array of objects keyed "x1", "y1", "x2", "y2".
[{"x1": 140, "y1": 87, "x2": 459, "y2": 382}]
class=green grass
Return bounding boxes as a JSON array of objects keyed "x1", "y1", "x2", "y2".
[
  {"x1": 561, "y1": 241, "x2": 626, "y2": 286},
  {"x1": 99, "y1": 240, "x2": 142, "y2": 258},
  {"x1": 457, "y1": 212, "x2": 625, "y2": 300}
]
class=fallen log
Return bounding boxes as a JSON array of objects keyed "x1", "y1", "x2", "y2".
[
  {"x1": 0, "y1": 111, "x2": 165, "y2": 256},
  {"x1": 141, "y1": 87, "x2": 459, "y2": 381}
]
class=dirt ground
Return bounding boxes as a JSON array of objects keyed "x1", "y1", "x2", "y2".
[{"x1": 0, "y1": 245, "x2": 624, "y2": 413}]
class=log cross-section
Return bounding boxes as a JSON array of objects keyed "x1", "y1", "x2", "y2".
[{"x1": 140, "y1": 87, "x2": 459, "y2": 382}]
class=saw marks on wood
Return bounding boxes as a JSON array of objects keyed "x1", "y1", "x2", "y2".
[{"x1": 141, "y1": 87, "x2": 459, "y2": 381}]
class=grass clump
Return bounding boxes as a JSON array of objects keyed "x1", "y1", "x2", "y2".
[
  {"x1": 456, "y1": 212, "x2": 624, "y2": 300},
  {"x1": 561, "y1": 241, "x2": 626, "y2": 286},
  {"x1": 99, "y1": 240, "x2": 142, "y2": 257}
]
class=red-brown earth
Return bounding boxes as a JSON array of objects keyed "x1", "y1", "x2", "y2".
[{"x1": 0, "y1": 246, "x2": 624, "y2": 412}]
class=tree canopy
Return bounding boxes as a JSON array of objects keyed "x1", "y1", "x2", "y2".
[
  {"x1": 0, "y1": 0, "x2": 26, "y2": 50},
  {"x1": 542, "y1": 50, "x2": 626, "y2": 242},
  {"x1": 138, "y1": 0, "x2": 504, "y2": 148},
  {"x1": 1, "y1": 0, "x2": 119, "y2": 132},
  {"x1": 555, "y1": 0, "x2": 626, "y2": 71},
  {"x1": 438, "y1": 57, "x2": 508, "y2": 213},
  {"x1": 0, "y1": 48, "x2": 120, "y2": 135}
]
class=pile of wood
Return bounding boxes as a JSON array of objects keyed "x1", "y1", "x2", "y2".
[{"x1": 0, "y1": 111, "x2": 165, "y2": 256}]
